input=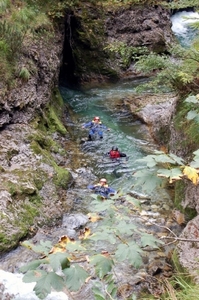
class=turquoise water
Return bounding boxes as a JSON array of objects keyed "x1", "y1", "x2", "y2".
[{"x1": 60, "y1": 81, "x2": 157, "y2": 193}]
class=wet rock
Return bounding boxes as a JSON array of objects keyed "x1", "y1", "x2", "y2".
[
  {"x1": 62, "y1": 213, "x2": 89, "y2": 230},
  {"x1": 0, "y1": 191, "x2": 12, "y2": 209},
  {"x1": 177, "y1": 215, "x2": 199, "y2": 283},
  {"x1": 124, "y1": 93, "x2": 178, "y2": 144}
]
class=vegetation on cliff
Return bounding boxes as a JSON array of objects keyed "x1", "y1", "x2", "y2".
[{"x1": 1, "y1": 0, "x2": 199, "y2": 299}]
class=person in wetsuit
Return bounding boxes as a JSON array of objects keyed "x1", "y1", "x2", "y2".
[
  {"x1": 107, "y1": 146, "x2": 127, "y2": 159},
  {"x1": 82, "y1": 116, "x2": 109, "y2": 141},
  {"x1": 87, "y1": 178, "x2": 116, "y2": 198}
]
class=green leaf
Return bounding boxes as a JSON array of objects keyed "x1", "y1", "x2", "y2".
[
  {"x1": 91, "y1": 199, "x2": 114, "y2": 212},
  {"x1": 154, "y1": 154, "x2": 176, "y2": 164},
  {"x1": 125, "y1": 195, "x2": 141, "y2": 208},
  {"x1": 140, "y1": 233, "x2": 164, "y2": 248},
  {"x1": 187, "y1": 110, "x2": 198, "y2": 120},
  {"x1": 34, "y1": 272, "x2": 65, "y2": 299},
  {"x1": 136, "y1": 155, "x2": 157, "y2": 167},
  {"x1": 21, "y1": 240, "x2": 52, "y2": 255},
  {"x1": 133, "y1": 169, "x2": 163, "y2": 192},
  {"x1": 20, "y1": 259, "x2": 47, "y2": 273},
  {"x1": 107, "y1": 281, "x2": 117, "y2": 298},
  {"x1": 89, "y1": 230, "x2": 116, "y2": 244},
  {"x1": 115, "y1": 243, "x2": 143, "y2": 268},
  {"x1": 184, "y1": 95, "x2": 199, "y2": 103},
  {"x1": 23, "y1": 269, "x2": 47, "y2": 283},
  {"x1": 193, "y1": 149, "x2": 199, "y2": 157},
  {"x1": 48, "y1": 253, "x2": 70, "y2": 271},
  {"x1": 115, "y1": 220, "x2": 138, "y2": 235},
  {"x1": 92, "y1": 282, "x2": 105, "y2": 300},
  {"x1": 90, "y1": 254, "x2": 114, "y2": 278},
  {"x1": 157, "y1": 167, "x2": 183, "y2": 182},
  {"x1": 169, "y1": 153, "x2": 185, "y2": 165},
  {"x1": 63, "y1": 265, "x2": 89, "y2": 291},
  {"x1": 65, "y1": 240, "x2": 86, "y2": 252},
  {"x1": 190, "y1": 159, "x2": 199, "y2": 168}
]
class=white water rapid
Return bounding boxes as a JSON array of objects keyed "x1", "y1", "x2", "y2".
[
  {"x1": 171, "y1": 11, "x2": 199, "y2": 47},
  {"x1": 0, "y1": 270, "x2": 68, "y2": 299}
]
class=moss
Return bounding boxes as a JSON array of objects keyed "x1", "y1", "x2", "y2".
[
  {"x1": 0, "y1": 201, "x2": 41, "y2": 252},
  {"x1": 174, "y1": 181, "x2": 185, "y2": 209},
  {"x1": 53, "y1": 165, "x2": 72, "y2": 188},
  {"x1": 174, "y1": 181, "x2": 197, "y2": 220},
  {"x1": 30, "y1": 88, "x2": 68, "y2": 136},
  {"x1": 42, "y1": 88, "x2": 67, "y2": 135}
]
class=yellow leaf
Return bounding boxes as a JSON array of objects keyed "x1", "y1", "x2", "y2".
[
  {"x1": 79, "y1": 227, "x2": 91, "y2": 239},
  {"x1": 183, "y1": 166, "x2": 199, "y2": 185},
  {"x1": 49, "y1": 235, "x2": 75, "y2": 254},
  {"x1": 87, "y1": 213, "x2": 103, "y2": 222}
]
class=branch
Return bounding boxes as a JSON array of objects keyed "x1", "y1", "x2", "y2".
[
  {"x1": 161, "y1": 236, "x2": 199, "y2": 243},
  {"x1": 136, "y1": 215, "x2": 177, "y2": 237}
]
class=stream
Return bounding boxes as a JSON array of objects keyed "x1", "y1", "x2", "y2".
[
  {"x1": 0, "y1": 9, "x2": 197, "y2": 300},
  {"x1": 0, "y1": 80, "x2": 184, "y2": 300}
]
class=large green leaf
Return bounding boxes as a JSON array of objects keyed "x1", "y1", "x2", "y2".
[
  {"x1": 48, "y1": 253, "x2": 70, "y2": 271},
  {"x1": 125, "y1": 195, "x2": 141, "y2": 208},
  {"x1": 154, "y1": 154, "x2": 176, "y2": 164},
  {"x1": 34, "y1": 272, "x2": 64, "y2": 299},
  {"x1": 169, "y1": 153, "x2": 185, "y2": 165},
  {"x1": 20, "y1": 259, "x2": 47, "y2": 273},
  {"x1": 115, "y1": 243, "x2": 143, "y2": 268},
  {"x1": 23, "y1": 269, "x2": 47, "y2": 283},
  {"x1": 89, "y1": 230, "x2": 116, "y2": 244},
  {"x1": 190, "y1": 151, "x2": 199, "y2": 168},
  {"x1": 157, "y1": 167, "x2": 183, "y2": 182},
  {"x1": 90, "y1": 254, "x2": 114, "y2": 278},
  {"x1": 140, "y1": 233, "x2": 164, "y2": 248},
  {"x1": 187, "y1": 110, "x2": 198, "y2": 120},
  {"x1": 133, "y1": 169, "x2": 163, "y2": 192},
  {"x1": 91, "y1": 199, "x2": 114, "y2": 212},
  {"x1": 193, "y1": 149, "x2": 199, "y2": 157},
  {"x1": 114, "y1": 220, "x2": 138, "y2": 235},
  {"x1": 184, "y1": 95, "x2": 198, "y2": 103},
  {"x1": 136, "y1": 155, "x2": 158, "y2": 167},
  {"x1": 23, "y1": 270, "x2": 65, "y2": 299},
  {"x1": 65, "y1": 240, "x2": 86, "y2": 252},
  {"x1": 63, "y1": 265, "x2": 89, "y2": 291},
  {"x1": 21, "y1": 240, "x2": 52, "y2": 256}
]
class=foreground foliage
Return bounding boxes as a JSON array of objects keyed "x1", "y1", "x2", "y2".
[{"x1": 21, "y1": 192, "x2": 163, "y2": 299}]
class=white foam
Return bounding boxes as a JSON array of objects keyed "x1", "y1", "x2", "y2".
[
  {"x1": 171, "y1": 11, "x2": 199, "y2": 35},
  {"x1": 0, "y1": 270, "x2": 68, "y2": 300}
]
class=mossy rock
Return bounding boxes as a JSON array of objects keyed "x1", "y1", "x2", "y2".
[
  {"x1": 53, "y1": 165, "x2": 73, "y2": 188},
  {"x1": 0, "y1": 201, "x2": 40, "y2": 252}
]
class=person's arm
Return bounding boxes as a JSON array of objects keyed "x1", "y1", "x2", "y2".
[
  {"x1": 82, "y1": 121, "x2": 92, "y2": 128},
  {"x1": 107, "y1": 187, "x2": 116, "y2": 194},
  {"x1": 87, "y1": 184, "x2": 95, "y2": 190},
  {"x1": 119, "y1": 152, "x2": 127, "y2": 157}
]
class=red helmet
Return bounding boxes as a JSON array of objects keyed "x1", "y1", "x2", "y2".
[
  {"x1": 94, "y1": 116, "x2": 100, "y2": 121},
  {"x1": 100, "y1": 178, "x2": 107, "y2": 183}
]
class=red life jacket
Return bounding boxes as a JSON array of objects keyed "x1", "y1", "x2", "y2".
[{"x1": 109, "y1": 150, "x2": 120, "y2": 159}]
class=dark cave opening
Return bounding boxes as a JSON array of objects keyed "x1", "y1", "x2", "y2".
[{"x1": 59, "y1": 14, "x2": 79, "y2": 89}]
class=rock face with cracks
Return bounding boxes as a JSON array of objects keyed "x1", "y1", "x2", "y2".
[{"x1": 0, "y1": 4, "x2": 198, "y2": 284}]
